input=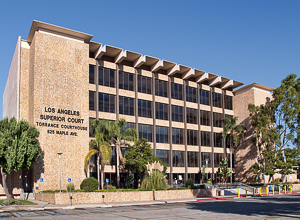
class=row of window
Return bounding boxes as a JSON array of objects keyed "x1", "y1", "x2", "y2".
[
  {"x1": 141, "y1": 125, "x2": 225, "y2": 147},
  {"x1": 93, "y1": 147, "x2": 227, "y2": 168},
  {"x1": 90, "y1": 66, "x2": 233, "y2": 109},
  {"x1": 156, "y1": 150, "x2": 227, "y2": 168},
  {"x1": 89, "y1": 118, "x2": 228, "y2": 148},
  {"x1": 90, "y1": 91, "x2": 230, "y2": 127}
]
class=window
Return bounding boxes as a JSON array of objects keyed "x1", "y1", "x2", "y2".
[
  {"x1": 119, "y1": 71, "x2": 134, "y2": 91},
  {"x1": 156, "y1": 126, "x2": 169, "y2": 143},
  {"x1": 98, "y1": 67, "x2": 115, "y2": 87},
  {"x1": 186, "y1": 86, "x2": 197, "y2": 103},
  {"x1": 89, "y1": 91, "x2": 95, "y2": 111},
  {"x1": 225, "y1": 135, "x2": 230, "y2": 148},
  {"x1": 98, "y1": 93, "x2": 115, "y2": 113},
  {"x1": 213, "y1": 112, "x2": 223, "y2": 128},
  {"x1": 201, "y1": 131, "x2": 211, "y2": 146},
  {"x1": 188, "y1": 152, "x2": 198, "y2": 167},
  {"x1": 200, "y1": 110, "x2": 210, "y2": 126},
  {"x1": 155, "y1": 102, "x2": 168, "y2": 120},
  {"x1": 89, "y1": 118, "x2": 95, "y2": 137},
  {"x1": 122, "y1": 122, "x2": 135, "y2": 131},
  {"x1": 186, "y1": 108, "x2": 197, "y2": 124},
  {"x1": 155, "y1": 79, "x2": 168, "y2": 97},
  {"x1": 110, "y1": 147, "x2": 116, "y2": 165},
  {"x1": 138, "y1": 75, "x2": 152, "y2": 94},
  {"x1": 172, "y1": 105, "x2": 183, "y2": 122},
  {"x1": 225, "y1": 114, "x2": 233, "y2": 121},
  {"x1": 212, "y1": 92, "x2": 222, "y2": 108},
  {"x1": 138, "y1": 124, "x2": 152, "y2": 142},
  {"x1": 172, "y1": 128, "x2": 184, "y2": 144},
  {"x1": 119, "y1": 96, "x2": 134, "y2": 116},
  {"x1": 121, "y1": 147, "x2": 128, "y2": 157},
  {"x1": 214, "y1": 153, "x2": 223, "y2": 167},
  {"x1": 171, "y1": 83, "x2": 183, "y2": 100},
  {"x1": 201, "y1": 152, "x2": 212, "y2": 167},
  {"x1": 156, "y1": 150, "x2": 169, "y2": 166},
  {"x1": 200, "y1": 90, "x2": 210, "y2": 105},
  {"x1": 224, "y1": 95, "x2": 233, "y2": 110},
  {"x1": 214, "y1": 132, "x2": 223, "y2": 148},
  {"x1": 138, "y1": 100, "x2": 152, "y2": 118},
  {"x1": 187, "y1": 129, "x2": 197, "y2": 146},
  {"x1": 89, "y1": 65, "x2": 95, "y2": 84},
  {"x1": 173, "y1": 151, "x2": 185, "y2": 167}
]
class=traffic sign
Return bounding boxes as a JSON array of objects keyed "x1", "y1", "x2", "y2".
[
  {"x1": 68, "y1": 178, "x2": 71, "y2": 182},
  {"x1": 106, "y1": 178, "x2": 109, "y2": 183},
  {"x1": 40, "y1": 178, "x2": 44, "y2": 182}
]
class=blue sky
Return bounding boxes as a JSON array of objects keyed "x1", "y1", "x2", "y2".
[{"x1": 0, "y1": 0, "x2": 300, "y2": 117}]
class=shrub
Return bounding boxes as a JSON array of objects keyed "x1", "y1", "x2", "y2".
[
  {"x1": 141, "y1": 170, "x2": 169, "y2": 191},
  {"x1": 199, "y1": 184, "x2": 206, "y2": 189},
  {"x1": 108, "y1": 185, "x2": 116, "y2": 190},
  {"x1": 66, "y1": 183, "x2": 75, "y2": 192},
  {"x1": 80, "y1": 177, "x2": 99, "y2": 192},
  {"x1": 167, "y1": 187, "x2": 178, "y2": 190},
  {"x1": 179, "y1": 187, "x2": 188, "y2": 190},
  {"x1": 185, "y1": 178, "x2": 194, "y2": 189}
]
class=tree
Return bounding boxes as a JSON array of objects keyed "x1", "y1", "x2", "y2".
[
  {"x1": 84, "y1": 127, "x2": 112, "y2": 190},
  {"x1": 125, "y1": 138, "x2": 166, "y2": 188},
  {"x1": 272, "y1": 74, "x2": 300, "y2": 150},
  {"x1": 0, "y1": 117, "x2": 40, "y2": 201},
  {"x1": 249, "y1": 74, "x2": 300, "y2": 182},
  {"x1": 222, "y1": 116, "x2": 246, "y2": 183},
  {"x1": 91, "y1": 119, "x2": 138, "y2": 188},
  {"x1": 217, "y1": 158, "x2": 232, "y2": 184}
]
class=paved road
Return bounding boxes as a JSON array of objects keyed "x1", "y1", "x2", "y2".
[{"x1": 1, "y1": 194, "x2": 300, "y2": 219}]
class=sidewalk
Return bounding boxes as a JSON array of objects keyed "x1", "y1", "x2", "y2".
[{"x1": 1, "y1": 191, "x2": 299, "y2": 213}]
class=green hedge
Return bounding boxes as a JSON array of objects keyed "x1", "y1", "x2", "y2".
[{"x1": 40, "y1": 186, "x2": 207, "y2": 193}]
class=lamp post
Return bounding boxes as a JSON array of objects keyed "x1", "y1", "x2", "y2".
[
  {"x1": 57, "y1": 152, "x2": 62, "y2": 193},
  {"x1": 263, "y1": 160, "x2": 265, "y2": 186},
  {"x1": 205, "y1": 159, "x2": 209, "y2": 182}
]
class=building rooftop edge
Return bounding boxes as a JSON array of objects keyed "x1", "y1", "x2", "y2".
[
  {"x1": 26, "y1": 20, "x2": 244, "y2": 89},
  {"x1": 233, "y1": 82, "x2": 275, "y2": 94},
  {"x1": 27, "y1": 20, "x2": 93, "y2": 43}
]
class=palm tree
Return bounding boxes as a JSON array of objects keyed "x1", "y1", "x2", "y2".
[
  {"x1": 91, "y1": 119, "x2": 138, "y2": 188},
  {"x1": 85, "y1": 121, "x2": 112, "y2": 189},
  {"x1": 222, "y1": 116, "x2": 246, "y2": 183}
]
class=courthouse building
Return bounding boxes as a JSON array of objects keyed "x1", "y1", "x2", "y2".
[{"x1": 2, "y1": 20, "x2": 273, "y2": 193}]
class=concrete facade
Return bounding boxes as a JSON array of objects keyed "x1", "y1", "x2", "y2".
[{"x1": 233, "y1": 83, "x2": 274, "y2": 182}]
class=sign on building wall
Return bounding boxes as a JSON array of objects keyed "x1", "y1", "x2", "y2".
[{"x1": 35, "y1": 107, "x2": 88, "y2": 137}]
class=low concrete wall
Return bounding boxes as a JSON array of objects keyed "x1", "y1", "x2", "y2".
[{"x1": 36, "y1": 189, "x2": 216, "y2": 205}]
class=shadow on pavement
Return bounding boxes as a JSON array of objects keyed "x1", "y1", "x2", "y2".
[{"x1": 185, "y1": 194, "x2": 300, "y2": 218}]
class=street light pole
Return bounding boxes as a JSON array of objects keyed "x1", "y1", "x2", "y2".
[
  {"x1": 263, "y1": 160, "x2": 265, "y2": 186},
  {"x1": 205, "y1": 159, "x2": 208, "y2": 182},
  {"x1": 57, "y1": 152, "x2": 62, "y2": 193}
]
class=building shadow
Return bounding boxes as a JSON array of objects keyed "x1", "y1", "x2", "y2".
[{"x1": 185, "y1": 194, "x2": 300, "y2": 218}]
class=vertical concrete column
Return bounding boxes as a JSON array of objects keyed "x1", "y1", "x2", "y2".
[
  {"x1": 210, "y1": 87, "x2": 214, "y2": 181},
  {"x1": 135, "y1": 68, "x2": 139, "y2": 133},
  {"x1": 96, "y1": 61, "x2": 100, "y2": 118},
  {"x1": 168, "y1": 76, "x2": 173, "y2": 185},
  {"x1": 222, "y1": 90, "x2": 225, "y2": 158},
  {"x1": 197, "y1": 84, "x2": 202, "y2": 179},
  {"x1": 152, "y1": 72, "x2": 156, "y2": 154},
  {"x1": 183, "y1": 80, "x2": 188, "y2": 183},
  {"x1": 116, "y1": 64, "x2": 120, "y2": 120}
]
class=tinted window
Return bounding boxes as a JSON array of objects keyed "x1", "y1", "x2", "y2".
[{"x1": 155, "y1": 79, "x2": 168, "y2": 97}]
